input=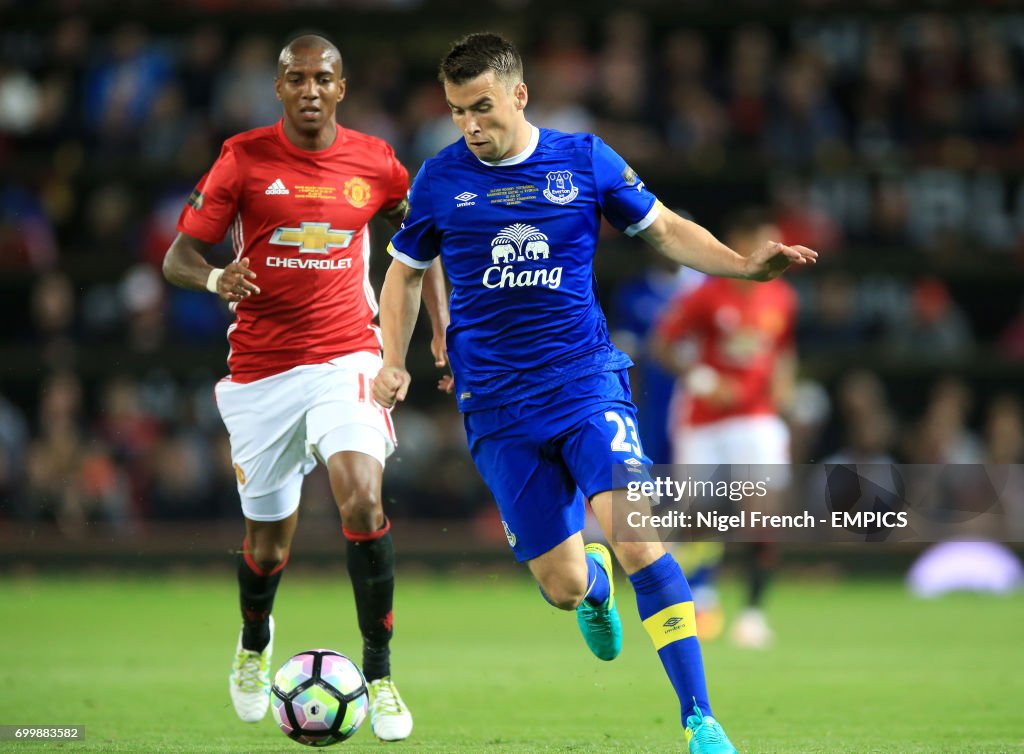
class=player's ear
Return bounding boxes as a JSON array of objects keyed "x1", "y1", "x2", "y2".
[
  {"x1": 514, "y1": 82, "x2": 528, "y2": 111},
  {"x1": 337, "y1": 78, "x2": 347, "y2": 103},
  {"x1": 274, "y1": 76, "x2": 282, "y2": 102}
]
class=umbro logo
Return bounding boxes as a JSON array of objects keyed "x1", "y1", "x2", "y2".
[
  {"x1": 663, "y1": 616, "x2": 684, "y2": 628},
  {"x1": 265, "y1": 179, "x2": 290, "y2": 195},
  {"x1": 454, "y1": 191, "x2": 477, "y2": 207}
]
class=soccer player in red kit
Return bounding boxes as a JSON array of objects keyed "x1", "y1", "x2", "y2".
[
  {"x1": 651, "y1": 208, "x2": 798, "y2": 650},
  {"x1": 162, "y1": 35, "x2": 448, "y2": 741}
]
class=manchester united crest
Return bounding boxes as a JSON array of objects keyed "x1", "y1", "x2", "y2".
[{"x1": 344, "y1": 176, "x2": 371, "y2": 208}]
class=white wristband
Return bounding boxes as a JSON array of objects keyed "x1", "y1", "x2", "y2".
[
  {"x1": 686, "y1": 365, "x2": 720, "y2": 397},
  {"x1": 205, "y1": 268, "x2": 224, "y2": 294}
]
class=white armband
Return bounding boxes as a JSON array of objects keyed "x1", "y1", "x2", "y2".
[{"x1": 205, "y1": 268, "x2": 224, "y2": 293}]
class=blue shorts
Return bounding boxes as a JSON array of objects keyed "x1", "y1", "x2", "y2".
[{"x1": 464, "y1": 369, "x2": 652, "y2": 562}]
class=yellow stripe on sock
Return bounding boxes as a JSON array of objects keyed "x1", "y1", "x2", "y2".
[{"x1": 642, "y1": 601, "x2": 697, "y2": 650}]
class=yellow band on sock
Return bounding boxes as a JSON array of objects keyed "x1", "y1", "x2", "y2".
[{"x1": 642, "y1": 601, "x2": 697, "y2": 650}]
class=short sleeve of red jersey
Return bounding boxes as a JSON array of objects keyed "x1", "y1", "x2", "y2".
[
  {"x1": 176, "y1": 143, "x2": 241, "y2": 244},
  {"x1": 381, "y1": 145, "x2": 410, "y2": 213},
  {"x1": 656, "y1": 287, "x2": 708, "y2": 341}
]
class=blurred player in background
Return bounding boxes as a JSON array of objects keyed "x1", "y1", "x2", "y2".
[
  {"x1": 651, "y1": 208, "x2": 798, "y2": 649},
  {"x1": 162, "y1": 34, "x2": 448, "y2": 741},
  {"x1": 373, "y1": 33, "x2": 815, "y2": 753}
]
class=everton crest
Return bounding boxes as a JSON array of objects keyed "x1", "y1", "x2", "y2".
[{"x1": 543, "y1": 170, "x2": 579, "y2": 205}]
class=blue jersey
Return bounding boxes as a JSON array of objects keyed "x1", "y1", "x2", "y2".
[{"x1": 389, "y1": 126, "x2": 661, "y2": 412}]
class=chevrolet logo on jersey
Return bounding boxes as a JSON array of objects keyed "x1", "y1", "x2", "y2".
[{"x1": 270, "y1": 222, "x2": 355, "y2": 254}]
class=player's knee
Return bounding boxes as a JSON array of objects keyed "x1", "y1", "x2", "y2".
[
  {"x1": 250, "y1": 543, "x2": 289, "y2": 574},
  {"x1": 338, "y1": 488, "x2": 384, "y2": 533},
  {"x1": 540, "y1": 575, "x2": 588, "y2": 610}
]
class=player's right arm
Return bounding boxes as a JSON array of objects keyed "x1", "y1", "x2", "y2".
[
  {"x1": 373, "y1": 163, "x2": 443, "y2": 408},
  {"x1": 164, "y1": 142, "x2": 259, "y2": 302},
  {"x1": 162, "y1": 233, "x2": 260, "y2": 303},
  {"x1": 374, "y1": 259, "x2": 426, "y2": 408}
]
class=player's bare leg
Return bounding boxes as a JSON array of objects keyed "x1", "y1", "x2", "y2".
[
  {"x1": 527, "y1": 532, "x2": 589, "y2": 609},
  {"x1": 231, "y1": 510, "x2": 298, "y2": 722},
  {"x1": 327, "y1": 450, "x2": 412, "y2": 742},
  {"x1": 527, "y1": 531, "x2": 622, "y2": 660},
  {"x1": 591, "y1": 491, "x2": 737, "y2": 754}
]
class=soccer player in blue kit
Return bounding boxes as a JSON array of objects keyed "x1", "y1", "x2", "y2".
[{"x1": 373, "y1": 33, "x2": 816, "y2": 753}]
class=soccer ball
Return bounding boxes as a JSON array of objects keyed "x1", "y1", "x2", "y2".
[{"x1": 271, "y1": 649, "x2": 369, "y2": 746}]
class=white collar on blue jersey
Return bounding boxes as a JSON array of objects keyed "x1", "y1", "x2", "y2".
[{"x1": 476, "y1": 125, "x2": 540, "y2": 167}]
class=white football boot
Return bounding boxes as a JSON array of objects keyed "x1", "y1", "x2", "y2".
[
  {"x1": 229, "y1": 616, "x2": 274, "y2": 722},
  {"x1": 368, "y1": 676, "x2": 413, "y2": 741}
]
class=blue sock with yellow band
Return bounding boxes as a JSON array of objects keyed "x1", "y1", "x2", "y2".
[
  {"x1": 630, "y1": 552, "x2": 712, "y2": 720},
  {"x1": 583, "y1": 550, "x2": 611, "y2": 606}
]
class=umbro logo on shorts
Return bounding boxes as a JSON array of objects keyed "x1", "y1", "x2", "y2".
[{"x1": 265, "y1": 179, "x2": 290, "y2": 195}]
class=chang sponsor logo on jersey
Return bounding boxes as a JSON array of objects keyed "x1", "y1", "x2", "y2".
[{"x1": 483, "y1": 223, "x2": 563, "y2": 290}]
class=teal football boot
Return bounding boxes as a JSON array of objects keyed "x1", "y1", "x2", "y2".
[
  {"x1": 575, "y1": 543, "x2": 623, "y2": 661},
  {"x1": 685, "y1": 702, "x2": 739, "y2": 754}
]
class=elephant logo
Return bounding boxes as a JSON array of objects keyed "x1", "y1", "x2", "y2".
[
  {"x1": 524, "y1": 240, "x2": 549, "y2": 260},
  {"x1": 489, "y1": 223, "x2": 550, "y2": 262},
  {"x1": 491, "y1": 244, "x2": 517, "y2": 265}
]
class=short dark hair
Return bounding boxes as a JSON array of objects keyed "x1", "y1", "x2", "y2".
[
  {"x1": 278, "y1": 33, "x2": 343, "y2": 76},
  {"x1": 438, "y1": 33, "x2": 523, "y2": 86}
]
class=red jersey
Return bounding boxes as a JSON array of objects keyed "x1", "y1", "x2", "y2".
[
  {"x1": 178, "y1": 120, "x2": 409, "y2": 383},
  {"x1": 656, "y1": 277, "x2": 796, "y2": 427}
]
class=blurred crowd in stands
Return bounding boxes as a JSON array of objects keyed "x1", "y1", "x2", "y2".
[{"x1": 1, "y1": 7, "x2": 1023, "y2": 531}]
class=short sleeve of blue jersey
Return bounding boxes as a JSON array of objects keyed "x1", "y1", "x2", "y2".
[
  {"x1": 387, "y1": 164, "x2": 438, "y2": 269},
  {"x1": 592, "y1": 136, "x2": 660, "y2": 237}
]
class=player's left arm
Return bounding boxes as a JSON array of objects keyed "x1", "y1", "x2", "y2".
[
  {"x1": 639, "y1": 209, "x2": 818, "y2": 281},
  {"x1": 421, "y1": 260, "x2": 450, "y2": 373},
  {"x1": 771, "y1": 348, "x2": 797, "y2": 415},
  {"x1": 771, "y1": 289, "x2": 799, "y2": 414}
]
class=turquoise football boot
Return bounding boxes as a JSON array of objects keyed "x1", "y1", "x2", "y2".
[
  {"x1": 685, "y1": 702, "x2": 739, "y2": 754},
  {"x1": 575, "y1": 543, "x2": 623, "y2": 661}
]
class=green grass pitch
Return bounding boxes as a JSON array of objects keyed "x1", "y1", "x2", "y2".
[{"x1": 1, "y1": 573, "x2": 1021, "y2": 753}]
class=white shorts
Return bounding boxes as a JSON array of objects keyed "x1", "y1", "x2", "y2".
[
  {"x1": 214, "y1": 351, "x2": 395, "y2": 522},
  {"x1": 673, "y1": 415, "x2": 790, "y2": 486}
]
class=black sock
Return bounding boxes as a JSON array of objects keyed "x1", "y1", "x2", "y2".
[
  {"x1": 343, "y1": 519, "x2": 394, "y2": 682},
  {"x1": 238, "y1": 538, "x2": 285, "y2": 652},
  {"x1": 747, "y1": 541, "x2": 776, "y2": 608}
]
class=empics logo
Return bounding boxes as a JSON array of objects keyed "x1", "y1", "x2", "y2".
[
  {"x1": 267, "y1": 222, "x2": 355, "y2": 270},
  {"x1": 483, "y1": 223, "x2": 563, "y2": 290}
]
